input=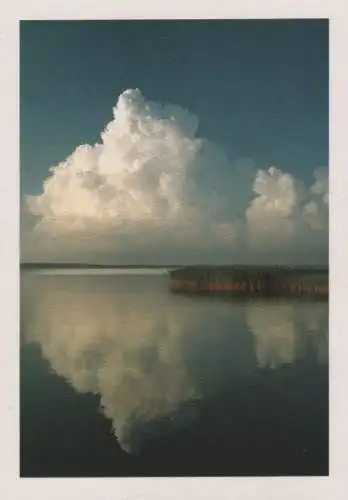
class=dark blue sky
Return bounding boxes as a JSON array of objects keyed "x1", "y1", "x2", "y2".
[{"x1": 20, "y1": 19, "x2": 328, "y2": 196}]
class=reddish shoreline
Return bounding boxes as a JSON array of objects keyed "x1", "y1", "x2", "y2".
[{"x1": 169, "y1": 266, "x2": 328, "y2": 298}]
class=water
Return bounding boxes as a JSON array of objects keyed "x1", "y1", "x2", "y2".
[{"x1": 20, "y1": 270, "x2": 328, "y2": 477}]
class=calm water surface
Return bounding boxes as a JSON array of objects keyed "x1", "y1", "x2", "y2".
[{"x1": 20, "y1": 270, "x2": 328, "y2": 477}]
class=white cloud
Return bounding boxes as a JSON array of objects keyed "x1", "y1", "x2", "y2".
[
  {"x1": 244, "y1": 166, "x2": 328, "y2": 259},
  {"x1": 22, "y1": 89, "x2": 328, "y2": 264},
  {"x1": 302, "y1": 167, "x2": 328, "y2": 231},
  {"x1": 245, "y1": 167, "x2": 305, "y2": 248}
]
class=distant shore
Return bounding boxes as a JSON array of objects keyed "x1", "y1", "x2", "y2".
[
  {"x1": 20, "y1": 263, "x2": 329, "y2": 298},
  {"x1": 169, "y1": 265, "x2": 328, "y2": 298},
  {"x1": 20, "y1": 263, "x2": 180, "y2": 270}
]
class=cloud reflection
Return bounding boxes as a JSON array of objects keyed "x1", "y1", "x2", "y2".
[
  {"x1": 246, "y1": 300, "x2": 328, "y2": 368},
  {"x1": 21, "y1": 272, "x2": 328, "y2": 452}
]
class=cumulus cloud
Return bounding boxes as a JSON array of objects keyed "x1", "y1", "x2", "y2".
[
  {"x1": 22, "y1": 89, "x2": 328, "y2": 264},
  {"x1": 245, "y1": 167, "x2": 305, "y2": 249},
  {"x1": 302, "y1": 167, "x2": 329, "y2": 231},
  {"x1": 245, "y1": 166, "x2": 328, "y2": 258}
]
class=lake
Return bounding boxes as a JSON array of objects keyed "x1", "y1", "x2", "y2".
[{"x1": 20, "y1": 270, "x2": 328, "y2": 477}]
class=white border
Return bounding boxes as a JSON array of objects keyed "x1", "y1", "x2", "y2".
[{"x1": 1, "y1": 1, "x2": 348, "y2": 499}]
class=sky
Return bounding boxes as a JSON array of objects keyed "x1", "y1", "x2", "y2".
[{"x1": 20, "y1": 20, "x2": 328, "y2": 265}]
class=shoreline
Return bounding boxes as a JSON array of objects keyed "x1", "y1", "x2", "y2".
[{"x1": 169, "y1": 265, "x2": 329, "y2": 298}]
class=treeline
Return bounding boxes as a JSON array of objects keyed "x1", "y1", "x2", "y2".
[{"x1": 169, "y1": 265, "x2": 328, "y2": 297}]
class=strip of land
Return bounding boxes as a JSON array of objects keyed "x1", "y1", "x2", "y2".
[
  {"x1": 169, "y1": 265, "x2": 328, "y2": 298},
  {"x1": 20, "y1": 263, "x2": 179, "y2": 270}
]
